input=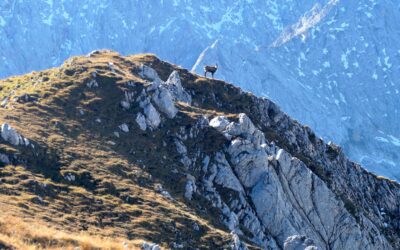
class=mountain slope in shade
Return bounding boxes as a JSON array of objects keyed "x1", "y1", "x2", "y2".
[{"x1": 0, "y1": 51, "x2": 399, "y2": 249}]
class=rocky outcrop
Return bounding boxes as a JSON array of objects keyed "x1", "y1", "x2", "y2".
[
  {"x1": 141, "y1": 241, "x2": 161, "y2": 250},
  {"x1": 2, "y1": 54, "x2": 398, "y2": 249},
  {"x1": 175, "y1": 110, "x2": 396, "y2": 249},
  {"x1": 1, "y1": 123, "x2": 29, "y2": 146},
  {"x1": 163, "y1": 71, "x2": 192, "y2": 104},
  {"x1": 152, "y1": 86, "x2": 177, "y2": 119}
]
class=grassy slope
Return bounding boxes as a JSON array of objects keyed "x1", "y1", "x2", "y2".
[{"x1": 0, "y1": 51, "x2": 254, "y2": 249}]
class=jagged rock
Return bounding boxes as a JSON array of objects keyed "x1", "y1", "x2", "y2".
[
  {"x1": 152, "y1": 86, "x2": 178, "y2": 119},
  {"x1": 1, "y1": 123, "x2": 26, "y2": 146},
  {"x1": 143, "y1": 103, "x2": 161, "y2": 129},
  {"x1": 163, "y1": 71, "x2": 192, "y2": 104},
  {"x1": 283, "y1": 235, "x2": 318, "y2": 250},
  {"x1": 184, "y1": 174, "x2": 197, "y2": 200},
  {"x1": 141, "y1": 241, "x2": 160, "y2": 250},
  {"x1": 119, "y1": 123, "x2": 129, "y2": 133},
  {"x1": 209, "y1": 116, "x2": 229, "y2": 132},
  {"x1": 120, "y1": 91, "x2": 135, "y2": 110},
  {"x1": 225, "y1": 113, "x2": 256, "y2": 136},
  {"x1": 135, "y1": 113, "x2": 147, "y2": 131},
  {"x1": 214, "y1": 152, "x2": 244, "y2": 192},
  {"x1": 230, "y1": 232, "x2": 249, "y2": 250},
  {"x1": 139, "y1": 65, "x2": 162, "y2": 86},
  {"x1": 220, "y1": 114, "x2": 392, "y2": 249}
]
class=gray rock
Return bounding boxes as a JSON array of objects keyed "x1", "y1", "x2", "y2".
[
  {"x1": 141, "y1": 241, "x2": 160, "y2": 250},
  {"x1": 230, "y1": 232, "x2": 249, "y2": 250},
  {"x1": 284, "y1": 235, "x2": 318, "y2": 250},
  {"x1": 209, "y1": 116, "x2": 229, "y2": 132},
  {"x1": 152, "y1": 86, "x2": 178, "y2": 119},
  {"x1": 135, "y1": 113, "x2": 147, "y2": 131},
  {"x1": 1, "y1": 123, "x2": 23, "y2": 146},
  {"x1": 184, "y1": 174, "x2": 196, "y2": 200},
  {"x1": 118, "y1": 123, "x2": 129, "y2": 133},
  {"x1": 143, "y1": 103, "x2": 161, "y2": 129},
  {"x1": 163, "y1": 71, "x2": 192, "y2": 104},
  {"x1": 139, "y1": 65, "x2": 162, "y2": 86}
]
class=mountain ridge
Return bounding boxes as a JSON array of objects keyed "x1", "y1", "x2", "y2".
[
  {"x1": 1, "y1": 0, "x2": 399, "y2": 181},
  {"x1": 0, "y1": 50, "x2": 399, "y2": 249}
]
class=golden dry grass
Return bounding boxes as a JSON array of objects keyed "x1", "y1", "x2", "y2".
[{"x1": 0, "y1": 214, "x2": 141, "y2": 250}]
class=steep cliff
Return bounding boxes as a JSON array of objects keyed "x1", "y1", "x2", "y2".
[{"x1": 0, "y1": 51, "x2": 398, "y2": 249}]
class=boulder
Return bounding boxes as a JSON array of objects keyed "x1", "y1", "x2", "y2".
[
  {"x1": 141, "y1": 241, "x2": 160, "y2": 250},
  {"x1": 209, "y1": 116, "x2": 229, "y2": 132},
  {"x1": 139, "y1": 65, "x2": 162, "y2": 85},
  {"x1": 1, "y1": 123, "x2": 23, "y2": 146},
  {"x1": 119, "y1": 123, "x2": 129, "y2": 133},
  {"x1": 135, "y1": 113, "x2": 147, "y2": 131},
  {"x1": 152, "y1": 86, "x2": 178, "y2": 119},
  {"x1": 143, "y1": 103, "x2": 161, "y2": 129}
]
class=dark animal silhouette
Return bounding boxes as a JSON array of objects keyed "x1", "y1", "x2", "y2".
[{"x1": 204, "y1": 64, "x2": 218, "y2": 78}]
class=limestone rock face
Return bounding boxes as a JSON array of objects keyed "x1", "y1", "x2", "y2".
[
  {"x1": 152, "y1": 86, "x2": 178, "y2": 119},
  {"x1": 163, "y1": 71, "x2": 192, "y2": 104},
  {"x1": 143, "y1": 103, "x2": 161, "y2": 129},
  {"x1": 192, "y1": 113, "x2": 396, "y2": 249}
]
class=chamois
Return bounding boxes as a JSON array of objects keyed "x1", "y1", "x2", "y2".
[{"x1": 204, "y1": 64, "x2": 218, "y2": 78}]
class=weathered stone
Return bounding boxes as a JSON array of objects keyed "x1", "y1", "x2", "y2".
[
  {"x1": 184, "y1": 174, "x2": 196, "y2": 200},
  {"x1": 143, "y1": 103, "x2": 161, "y2": 129},
  {"x1": 284, "y1": 235, "x2": 318, "y2": 250},
  {"x1": 139, "y1": 65, "x2": 163, "y2": 86},
  {"x1": 141, "y1": 241, "x2": 160, "y2": 250},
  {"x1": 152, "y1": 86, "x2": 177, "y2": 119},
  {"x1": 209, "y1": 116, "x2": 229, "y2": 132},
  {"x1": 135, "y1": 113, "x2": 147, "y2": 131},
  {"x1": 119, "y1": 123, "x2": 129, "y2": 133},
  {"x1": 163, "y1": 70, "x2": 192, "y2": 104}
]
